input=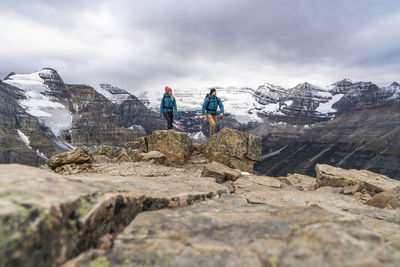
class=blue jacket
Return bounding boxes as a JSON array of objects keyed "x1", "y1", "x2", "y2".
[
  {"x1": 160, "y1": 93, "x2": 178, "y2": 117},
  {"x1": 202, "y1": 94, "x2": 224, "y2": 115}
]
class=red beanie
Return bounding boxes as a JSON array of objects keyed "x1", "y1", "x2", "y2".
[{"x1": 165, "y1": 86, "x2": 172, "y2": 93}]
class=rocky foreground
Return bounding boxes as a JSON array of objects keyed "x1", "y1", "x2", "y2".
[{"x1": 1, "y1": 129, "x2": 400, "y2": 267}]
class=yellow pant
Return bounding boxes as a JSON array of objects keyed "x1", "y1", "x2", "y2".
[{"x1": 206, "y1": 114, "x2": 217, "y2": 135}]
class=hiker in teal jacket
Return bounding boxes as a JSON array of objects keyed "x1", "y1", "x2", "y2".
[
  {"x1": 202, "y1": 88, "x2": 224, "y2": 135},
  {"x1": 159, "y1": 86, "x2": 178, "y2": 130}
]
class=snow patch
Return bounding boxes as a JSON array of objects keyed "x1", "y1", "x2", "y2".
[
  {"x1": 188, "y1": 131, "x2": 208, "y2": 144},
  {"x1": 284, "y1": 100, "x2": 293, "y2": 106},
  {"x1": 316, "y1": 94, "x2": 344, "y2": 113},
  {"x1": 17, "y1": 130, "x2": 32, "y2": 149},
  {"x1": 36, "y1": 150, "x2": 48, "y2": 160},
  {"x1": 17, "y1": 130, "x2": 48, "y2": 159},
  {"x1": 129, "y1": 124, "x2": 146, "y2": 133}
]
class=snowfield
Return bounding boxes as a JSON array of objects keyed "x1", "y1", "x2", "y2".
[{"x1": 4, "y1": 70, "x2": 72, "y2": 136}]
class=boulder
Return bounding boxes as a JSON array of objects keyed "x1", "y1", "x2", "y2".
[
  {"x1": 138, "y1": 151, "x2": 167, "y2": 164},
  {"x1": 279, "y1": 173, "x2": 316, "y2": 191},
  {"x1": 315, "y1": 164, "x2": 400, "y2": 197},
  {"x1": 47, "y1": 146, "x2": 93, "y2": 173},
  {"x1": 366, "y1": 186, "x2": 400, "y2": 209},
  {"x1": 201, "y1": 161, "x2": 242, "y2": 183},
  {"x1": 202, "y1": 128, "x2": 262, "y2": 172},
  {"x1": 139, "y1": 130, "x2": 193, "y2": 165},
  {"x1": 123, "y1": 142, "x2": 141, "y2": 161},
  {"x1": 54, "y1": 163, "x2": 92, "y2": 175},
  {"x1": 94, "y1": 145, "x2": 140, "y2": 163},
  {"x1": 124, "y1": 141, "x2": 141, "y2": 150},
  {"x1": 117, "y1": 148, "x2": 131, "y2": 162},
  {"x1": 94, "y1": 145, "x2": 122, "y2": 159}
]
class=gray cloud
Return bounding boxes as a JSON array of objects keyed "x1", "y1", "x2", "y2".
[{"x1": 0, "y1": 0, "x2": 399, "y2": 91}]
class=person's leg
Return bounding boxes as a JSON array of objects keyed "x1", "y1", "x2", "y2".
[
  {"x1": 212, "y1": 115, "x2": 217, "y2": 134},
  {"x1": 168, "y1": 112, "x2": 174, "y2": 129},
  {"x1": 206, "y1": 114, "x2": 216, "y2": 135},
  {"x1": 163, "y1": 112, "x2": 172, "y2": 130}
]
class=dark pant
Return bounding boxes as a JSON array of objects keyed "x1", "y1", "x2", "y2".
[{"x1": 163, "y1": 112, "x2": 174, "y2": 130}]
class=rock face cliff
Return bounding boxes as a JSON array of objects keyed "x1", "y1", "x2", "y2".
[
  {"x1": 93, "y1": 83, "x2": 166, "y2": 134},
  {"x1": 253, "y1": 79, "x2": 400, "y2": 180},
  {"x1": 1, "y1": 131, "x2": 400, "y2": 267},
  {"x1": 0, "y1": 80, "x2": 66, "y2": 166}
]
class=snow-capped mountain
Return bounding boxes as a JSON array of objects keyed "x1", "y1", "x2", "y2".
[
  {"x1": 3, "y1": 69, "x2": 72, "y2": 136},
  {"x1": 281, "y1": 82, "x2": 343, "y2": 121},
  {"x1": 327, "y1": 79, "x2": 395, "y2": 112},
  {"x1": 0, "y1": 68, "x2": 156, "y2": 166},
  {"x1": 254, "y1": 83, "x2": 288, "y2": 104},
  {"x1": 383, "y1": 82, "x2": 400, "y2": 99}
]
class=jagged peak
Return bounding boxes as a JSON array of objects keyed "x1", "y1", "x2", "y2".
[
  {"x1": 3, "y1": 68, "x2": 62, "y2": 82},
  {"x1": 390, "y1": 82, "x2": 399, "y2": 87},
  {"x1": 3, "y1": 72, "x2": 16, "y2": 80},
  {"x1": 41, "y1": 67, "x2": 58, "y2": 73},
  {"x1": 257, "y1": 82, "x2": 286, "y2": 91},
  {"x1": 292, "y1": 82, "x2": 322, "y2": 91},
  {"x1": 331, "y1": 78, "x2": 353, "y2": 86}
]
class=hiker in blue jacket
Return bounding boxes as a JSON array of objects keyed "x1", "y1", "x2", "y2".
[
  {"x1": 202, "y1": 88, "x2": 224, "y2": 135},
  {"x1": 159, "y1": 86, "x2": 178, "y2": 130}
]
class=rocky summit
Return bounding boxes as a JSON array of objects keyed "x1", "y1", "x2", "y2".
[{"x1": 1, "y1": 129, "x2": 400, "y2": 267}]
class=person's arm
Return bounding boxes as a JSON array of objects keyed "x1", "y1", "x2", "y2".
[
  {"x1": 218, "y1": 97, "x2": 224, "y2": 114},
  {"x1": 159, "y1": 98, "x2": 163, "y2": 117},
  {"x1": 202, "y1": 98, "x2": 207, "y2": 116},
  {"x1": 173, "y1": 99, "x2": 178, "y2": 117}
]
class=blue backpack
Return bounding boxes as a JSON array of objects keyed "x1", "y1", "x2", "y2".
[
  {"x1": 162, "y1": 96, "x2": 174, "y2": 109},
  {"x1": 205, "y1": 94, "x2": 218, "y2": 111}
]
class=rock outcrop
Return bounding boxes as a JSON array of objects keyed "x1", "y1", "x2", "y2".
[
  {"x1": 203, "y1": 128, "x2": 261, "y2": 172},
  {"x1": 140, "y1": 130, "x2": 193, "y2": 165},
  {"x1": 315, "y1": 164, "x2": 399, "y2": 196},
  {"x1": 201, "y1": 161, "x2": 242, "y2": 183},
  {"x1": 47, "y1": 147, "x2": 93, "y2": 174},
  {"x1": 93, "y1": 145, "x2": 122, "y2": 160},
  {"x1": 138, "y1": 151, "x2": 167, "y2": 164},
  {"x1": 0, "y1": 164, "x2": 228, "y2": 267},
  {"x1": 279, "y1": 173, "x2": 316, "y2": 191},
  {"x1": 2, "y1": 155, "x2": 400, "y2": 267},
  {"x1": 64, "y1": 165, "x2": 400, "y2": 267},
  {"x1": 366, "y1": 186, "x2": 400, "y2": 209}
]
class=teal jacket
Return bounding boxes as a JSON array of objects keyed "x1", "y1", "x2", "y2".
[
  {"x1": 160, "y1": 93, "x2": 178, "y2": 117},
  {"x1": 202, "y1": 94, "x2": 224, "y2": 115}
]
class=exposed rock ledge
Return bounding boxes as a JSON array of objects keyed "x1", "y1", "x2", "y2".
[
  {"x1": 0, "y1": 163, "x2": 228, "y2": 267},
  {"x1": 2, "y1": 128, "x2": 400, "y2": 266}
]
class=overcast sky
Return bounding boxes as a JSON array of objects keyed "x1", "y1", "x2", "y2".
[{"x1": 1, "y1": 0, "x2": 399, "y2": 92}]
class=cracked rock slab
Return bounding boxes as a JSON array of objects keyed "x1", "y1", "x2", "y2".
[
  {"x1": 0, "y1": 164, "x2": 228, "y2": 267},
  {"x1": 79, "y1": 195, "x2": 400, "y2": 267},
  {"x1": 316, "y1": 164, "x2": 400, "y2": 196}
]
